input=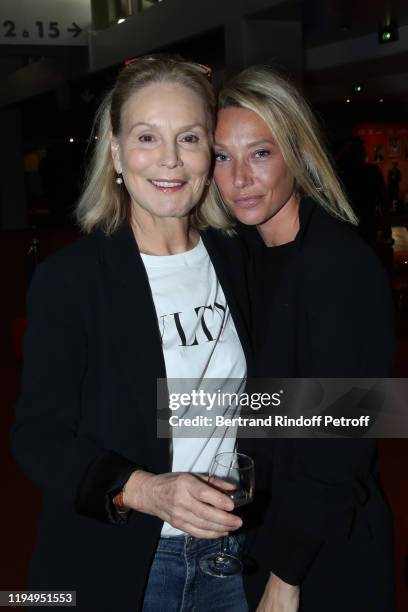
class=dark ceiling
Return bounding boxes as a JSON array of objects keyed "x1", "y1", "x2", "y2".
[{"x1": 1, "y1": 0, "x2": 407, "y2": 145}]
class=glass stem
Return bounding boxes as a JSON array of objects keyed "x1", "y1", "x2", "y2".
[{"x1": 220, "y1": 534, "x2": 228, "y2": 557}]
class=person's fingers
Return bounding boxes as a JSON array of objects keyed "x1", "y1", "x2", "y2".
[
  {"x1": 181, "y1": 521, "x2": 229, "y2": 540},
  {"x1": 188, "y1": 498, "x2": 242, "y2": 530},
  {"x1": 196, "y1": 474, "x2": 237, "y2": 491},
  {"x1": 183, "y1": 506, "x2": 241, "y2": 533},
  {"x1": 152, "y1": 473, "x2": 240, "y2": 531},
  {"x1": 165, "y1": 487, "x2": 240, "y2": 532},
  {"x1": 192, "y1": 480, "x2": 235, "y2": 511},
  {"x1": 208, "y1": 476, "x2": 237, "y2": 491}
]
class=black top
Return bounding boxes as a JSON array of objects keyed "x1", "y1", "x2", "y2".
[
  {"x1": 252, "y1": 234, "x2": 297, "y2": 369},
  {"x1": 238, "y1": 198, "x2": 396, "y2": 612}
]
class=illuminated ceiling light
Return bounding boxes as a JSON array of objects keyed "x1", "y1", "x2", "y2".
[
  {"x1": 379, "y1": 22, "x2": 398, "y2": 44},
  {"x1": 95, "y1": 136, "x2": 99, "y2": 140},
  {"x1": 379, "y1": 14, "x2": 398, "y2": 44},
  {"x1": 379, "y1": 98, "x2": 384, "y2": 103},
  {"x1": 69, "y1": 138, "x2": 74, "y2": 143},
  {"x1": 117, "y1": 18, "x2": 126, "y2": 24},
  {"x1": 346, "y1": 98, "x2": 351, "y2": 103},
  {"x1": 352, "y1": 83, "x2": 364, "y2": 94}
]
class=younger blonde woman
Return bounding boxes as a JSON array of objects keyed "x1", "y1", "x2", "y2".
[{"x1": 209, "y1": 65, "x2": 395, "y2": 612}]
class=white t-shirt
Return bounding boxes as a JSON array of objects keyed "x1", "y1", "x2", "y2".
[{"x1": 140, "y1": 237, "x2": 246, "y2": 536}]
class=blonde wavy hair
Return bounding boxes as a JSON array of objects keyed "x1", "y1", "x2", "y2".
[
  {"x1": 197, "y1": 65, "x2": 357, "y2": 231},
  {"x1": 75, "y1": 55, "x2": 216, "y2": 234}
]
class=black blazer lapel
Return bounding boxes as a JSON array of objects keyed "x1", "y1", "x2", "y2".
[{"x1": 96, "y1": 225, "x2": 170, "y2": 468}]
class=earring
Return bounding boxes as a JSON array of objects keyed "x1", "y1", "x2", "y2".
[
  {"x1": 205, "y1": 178, "x2": 211, "y2": 186},
  {"x1": 116, "y1": 174, "x2": 123, "y2": 185}
]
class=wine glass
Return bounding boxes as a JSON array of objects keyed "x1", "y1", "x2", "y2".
[{"x1": 199, "y1": 451, "x2": 255, "y2": 577}]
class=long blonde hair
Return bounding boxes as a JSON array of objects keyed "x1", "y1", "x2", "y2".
[
  {"x1": 198, "y1": 65, "x2": 357, "y2": 231},
  {"x1": 75, "y1": 55, "x2": 216, "y2": 234}
]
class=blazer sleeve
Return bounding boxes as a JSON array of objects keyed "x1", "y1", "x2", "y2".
[
  {"x1": 265, "y1": 241, "x2": 395, "y2": 585},
  {"x1": 10, "y1": 259, "x2": 141, "y2": 525}
]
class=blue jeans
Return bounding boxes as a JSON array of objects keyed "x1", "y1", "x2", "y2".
[{"x1": 142, "y1": 534, "x2": 248, "y2": 611}]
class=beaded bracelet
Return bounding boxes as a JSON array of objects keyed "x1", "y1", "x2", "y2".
[{"x1": 113, "y1": 486, "x2": 130, "y2": 514}]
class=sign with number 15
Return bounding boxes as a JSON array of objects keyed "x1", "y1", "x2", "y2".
[{"x1": 0, "y1": 0, "x2": 91, "y2": 46}]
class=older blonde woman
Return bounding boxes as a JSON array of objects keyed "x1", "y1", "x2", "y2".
[
  {"x1": 207, "y1": 66, "x2": 395, "y2": 612},
  {"x1": 11, "y1": 56, "x2": 251, "y2": 612}
]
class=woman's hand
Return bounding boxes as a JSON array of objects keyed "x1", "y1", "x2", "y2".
[
  {"x1": 256, "y1": 574, "x2": 300, "y2": 612},
  {"x1": 123, "y1": 470, "x2": 242, "y2": 538}
]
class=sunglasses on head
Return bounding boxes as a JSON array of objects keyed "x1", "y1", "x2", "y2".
[{"x1": 124, "y1": 54, "x2": 213, "y2": 80}]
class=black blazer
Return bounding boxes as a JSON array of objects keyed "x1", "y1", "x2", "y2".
[
  {"x1": 239, "y1": 199, "x2": 396, "y2": 612},
  {"x1": 11, "y1": 225, "x2": 252, "y2": 612}
]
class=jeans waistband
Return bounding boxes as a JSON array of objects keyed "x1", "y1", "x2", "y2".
[{"x1": 156, "y1": 533, "x2": 244, "y2": 555}]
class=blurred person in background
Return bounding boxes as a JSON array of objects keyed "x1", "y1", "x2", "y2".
[
  {"x1": 388, "y1": 161, "x2": 402, "y2": 209},
  {"x1": 337, "y1": 137, "x2": 390, "y2": 247}
]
